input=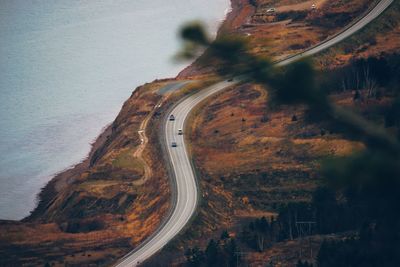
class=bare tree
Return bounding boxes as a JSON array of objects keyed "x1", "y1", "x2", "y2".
[{"x1": 363, "y1": 64, "x2": 378, "y2": 99}]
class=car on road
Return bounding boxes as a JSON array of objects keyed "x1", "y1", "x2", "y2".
[
  {"x1": 169, "y1": 114, "x2": 175, "y2": 121},
  {"x1": 227, "y1": 78, "x2": 233, "y2": 82},
  {"x1": 267, "y1": 8, "x2": 275, "y2": 14},
  {"x1": 311, "y1": 4, "x2": 317, "y2": 10},
  {"x1": 178, "y1": 129, "x2": 183, "y2": 135},
  {"x1": 114, "y1": 2, "x2": 394, "y2": 265},
  {"x1": 171, "y1": 141, "x2": 177, "y2": 147}
]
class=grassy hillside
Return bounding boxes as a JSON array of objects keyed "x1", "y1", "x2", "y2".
[
  {"x1": 0, "y1": 81, "x2": 173, "y2": 266},
  {"x1": 0, "y1": 0, "x2": 398, "y2": 266},
  {"x1": 157, "y1": 1, "x2": 400, "y2": 266}
]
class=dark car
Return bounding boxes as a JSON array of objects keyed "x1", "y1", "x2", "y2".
[{"x1": 171, "y1": 142, "x2": 177, "y2": 147}]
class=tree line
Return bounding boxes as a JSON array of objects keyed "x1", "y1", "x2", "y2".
[
  {"x1": 178, "y1": 21, "x2": 400, "y2": 267},
  {"x1": 185, "y1": 231, "x2": 239, "y2": 267}
]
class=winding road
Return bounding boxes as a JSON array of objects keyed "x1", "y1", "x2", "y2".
[{"x1": 115, "y1": 0, "x2": 394, "y2": 265}]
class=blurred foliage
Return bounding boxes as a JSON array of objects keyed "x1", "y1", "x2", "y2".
[
  {"x1": 178, "y1": 23, "x2": 400, "y2": 266},
  {"x1": 177, "y1": 23, "x2": 399, "y2": 149}
]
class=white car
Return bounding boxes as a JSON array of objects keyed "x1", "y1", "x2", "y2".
[
  {"x1": 267, "y1": 8, "x2": 275, "y2": 13},
  {"x1": 178, "y1": 129, "x2": 183, "y2": 135},
  {"x1": 311, "y1": 4, "x2": 317, "y2": 10},
  {"x1": 169, "y1": 114, "x2": 175, "y2": 121}
]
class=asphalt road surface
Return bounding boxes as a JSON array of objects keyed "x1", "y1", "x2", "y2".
[{"x1": 115, "y1": 0, "x2": 393, "y2": 265}]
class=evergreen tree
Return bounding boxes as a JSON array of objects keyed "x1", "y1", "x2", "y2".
[
  {"x1": 220, "y1": 230, "x2": 230, "y2": 240},
  {"x1": 205, "y1": 239, "x2": 219, "y2": 266},
  {"x1": 185, "y1": 246, "x2": 204, "y2": 267}
]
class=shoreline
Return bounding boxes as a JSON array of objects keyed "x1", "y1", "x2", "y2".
[
  {"x1": 22, "y1": 0, "x2": 240, "y2": 223},
  {"x1": 177, "y1": 0, "x2": 254, "y2": 78},
  {"x1": 25, "y1": 123, "x2": 112, "y2": 222}
]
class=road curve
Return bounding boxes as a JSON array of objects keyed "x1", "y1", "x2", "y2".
[
  {"x1": 115, "y1": 0, "x2": 393, "y2": 265},
  {"x1": 275, "y1": 0, "x2": 394, "y2": 67}
]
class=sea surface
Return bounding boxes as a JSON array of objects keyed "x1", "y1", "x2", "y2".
[{"x1": 0, "y1": 0, "x2": 230, "y2": 220}]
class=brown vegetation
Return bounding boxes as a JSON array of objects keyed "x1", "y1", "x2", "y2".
[
  {"x1": 1, "y1": 0, "x2": 398, "y2": 266},
  {"x1": 160, "y1": 1, "x2": 400, "y2": 266},
  {"x1": 179, "y1": 0, "x2": 378, "y2": 78},
  {"x1": 0, "y1": 81, "x2": 174, "y2": 266},
  {"x1": 317, "y1": 0, "x2": 400, "y2": 68}
]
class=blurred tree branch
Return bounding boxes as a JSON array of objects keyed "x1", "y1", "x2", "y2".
[
  {"x1": 177, "y1": 21, "x2": 400, "y2": 265},
  {"x1": 177, "y1": 23, "x2": 400, "y2": 154}
]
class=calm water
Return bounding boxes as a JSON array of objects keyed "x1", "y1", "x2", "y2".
[{"x1": 0, "y1": 0, "x2": 229, "y2": 220}]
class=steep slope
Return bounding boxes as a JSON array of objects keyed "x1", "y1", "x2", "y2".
[
  {"x1": 0, "y1": 81, "x2": 173, "y2": 266},
  {"x1": 0, "y1": 0, "x2": 397, "y2": 266},
  {"x1": 155, "y1": 1, "x2": 399, "y2": 266}
]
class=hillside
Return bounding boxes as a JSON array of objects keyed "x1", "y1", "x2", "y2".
[
  {"x1": 151, "y1": 0, "x2": 400, "y2": 266},
  {"x1": 1, "y1": 0, "x2": 399, "y2": 266},
  {"x1": 0, "y1": 81, "x2": 174, "y2": 266}
]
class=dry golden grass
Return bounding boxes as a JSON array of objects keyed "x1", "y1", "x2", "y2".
[
  {"x1": 112, "y1": 148, "x2": 145, "y2": 174},
  {"x1": 0, "y1": 80, "x2": 175, "y2": 266},
  {"x1": 315, "y1": 0, "x2": 400, "y2": 68},
  {"x1": 164, "y1": 81, "x2": 365, "y2": 265},
  {"x1": 1, "y1": 0, "x2": 397, "y2": 265}
]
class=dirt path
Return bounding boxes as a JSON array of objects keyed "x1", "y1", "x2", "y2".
[
  {"x1": 132, "y1": 99, "x2": 164, "y2": 186},
  {"x1": 277, "y1": 0, "x2": 327, "y2": 12}
]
